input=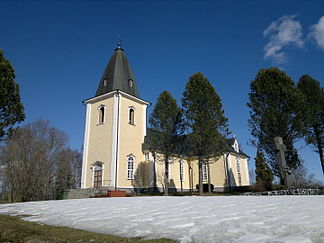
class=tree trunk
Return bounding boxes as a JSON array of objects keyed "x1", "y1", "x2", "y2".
[
  {"x1": 207, "y1": 162, "x2": 211, "y2": 195},
  {"x1": 180, "y1": 160, "x2": 183, "y2": 195},
  {"x1": 198, "y1": 158, "x2": 203, "y2": 196},
  {"x1": 314, "y1": 127, "x2": 324, "y2": 174},
  {"x1": 153, "y1": 152, "x2": 157, "y2": 192},
  {"x1": 164, "y1": 157, "x2": 169, "y2": 196}
]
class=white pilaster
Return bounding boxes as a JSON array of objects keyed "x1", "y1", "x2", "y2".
[
  {"x1": 81, "y1": 103, "x2": 91, "y2": 188},
  {"x1": 143, "y1": 104, "x2": 147, "y2": 137},
  {"x1": 110, "y1": 93, "x2": 118, "y2": 188}
]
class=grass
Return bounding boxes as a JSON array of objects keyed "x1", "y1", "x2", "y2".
[{"x1": 0, "y1": 214, "x2": 176, "y2": 243}]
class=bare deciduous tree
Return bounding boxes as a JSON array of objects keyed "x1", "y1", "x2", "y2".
[{"x1": 0, "y1": 120, "x2": 77, "y2": 202}]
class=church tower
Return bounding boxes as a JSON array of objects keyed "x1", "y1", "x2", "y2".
[{"x1": 81, "y1": 45, "x2": 149, "y2": 190}]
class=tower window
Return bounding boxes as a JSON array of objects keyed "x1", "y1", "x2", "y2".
[
  {"x1": 128, "y1": 79, "x2": 133, "y2": 88},
  {"x1": 103, "y1": 79, "x2": 108, "y2": 86},
  {"x1": 127, "y1": 156, "x2": 135, "y2": 179},
  {"x1": 129, "y1": 108, "x2": 134, "y2": 125},
  {"x1": 99, "y1": 106, "x2": 105, "y2": 124}
]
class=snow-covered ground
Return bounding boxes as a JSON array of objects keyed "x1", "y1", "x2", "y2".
[{"x1": 0, "y1": 196, "x2": 324, "y2": 242}]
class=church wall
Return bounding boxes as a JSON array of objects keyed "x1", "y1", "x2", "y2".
[
  {"x1": 117, "y1": 95, "x2": 147, "y2": 188},
  {"x1": 240, "y1": 158, "x2": 250, "y2": 186},
  {"x1": 153, "y1": 155, "x2": 231, "y2": 191},
  {"x1": 84, "y1": 95, "x2": 114, "y2": 188},
  {"x1": 209, "y1": 157, "x2": 228, "y2": 188},
  {"x1": 227, "y1": 154, "x2": 250, "y2": 187}
]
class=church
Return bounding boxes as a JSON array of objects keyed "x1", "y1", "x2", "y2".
[{"x1": 80, "y1": 44, "x2": 250, "y2": 193}]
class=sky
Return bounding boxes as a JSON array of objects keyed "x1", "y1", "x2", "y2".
[{"x1": 1, "y1": 0, "x2": 323, "y2": 182}]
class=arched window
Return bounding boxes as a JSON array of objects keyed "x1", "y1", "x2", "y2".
[
  {"x1": 99, "y1": 106, "x2": 105, "y2": 124},
  {"x1": 127, "y1": 156, "x2": 135, "y2": 179},
  {"x1": 93, "y1": 164, "x2": 103, "y2": 188},
  {"x1": 103, "y1": 78, "x2": 108, "y2": 86},
  {"x1": 129, "y1": 108, "x2": 134, "y2": 125}
]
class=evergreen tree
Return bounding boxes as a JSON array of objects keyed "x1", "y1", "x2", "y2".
[
  {"x1": 149, "y1": 91, "x2": 183, "y2": 196},
  {"x1": 0, "y1": 49, "x2": 25, "y2": 140},
  {"x1": 255, "y1": 150, "x2": 274, "y2": 190},
  {"x1": 247, "y1": 68, "x2": 306, "y2": 182},
  {"x1": 55, "y1": 149, "x2": 74, "y2": 200},
  {"x1": 182, "y1": 72, "x2": 229, "y2": 195},
  {"x1": 297, "y1": 75, "x2": 324, "y2": 174}
]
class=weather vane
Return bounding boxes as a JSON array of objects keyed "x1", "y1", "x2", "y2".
[{"x1": 117, "y1": 37, "x2": 123, "y2": 49}]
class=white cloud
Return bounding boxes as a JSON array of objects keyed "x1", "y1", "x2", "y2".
[
  {"x1": 263, "y1": 15, "x2": 304, "y2": 63},
  {"x1": 309, "y1": 16, "x2": 324, "y2": 50}
]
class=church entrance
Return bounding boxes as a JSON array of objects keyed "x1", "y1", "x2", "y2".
[{"x1": 93, "y1": 164, "x2": 103, "y2": 188}]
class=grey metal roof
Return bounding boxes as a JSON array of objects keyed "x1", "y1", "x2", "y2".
[
  {"x1": 143, "y1": 129, "x2": 249, "y2": 158},
  {"x1": 95, "y1": 47, "x2": 140, "y2": 98}
]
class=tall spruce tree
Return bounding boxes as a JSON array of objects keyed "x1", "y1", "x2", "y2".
[
  {"x1": 54, "y1": 149, "x2": 75, "y2": 200},
  {"x1": 255, "y1": 150, "x2": 274, "y2": 190},
  {"x1": 149, "y1": 91, "x2": 183, "y2": 196},
  {"x1": 297, "y1": 75, "x2": 324, "y2": 174},
  {"x1": 247, "y1": 68, "x2": 306, "y2": 182},
  {"x1": 0, "y1": 49, "x2": 25, "y2": 140},
  {"x1": 182, "y1": 72, "x2": 229, "y2": 195}
]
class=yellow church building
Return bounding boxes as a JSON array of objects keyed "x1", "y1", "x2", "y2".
[{"x1": 80, "y1": 45, "x2": 250, "y2": 194}]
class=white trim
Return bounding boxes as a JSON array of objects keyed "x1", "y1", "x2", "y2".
[
  {"x1": 81, "y1": 103, "x2": 91, "y2": 188},
  {"x1": 143, "y1": 104, "x2": 147, "y2": 137},
  {"x1": 102, "y1": 163, "x2": 105, "y2": 186},
  {"x1": 84, "y1": 90, "x2": 150, "y2": 106},
  {"x1": 244, "y1": 158, "x2": 250, "y2": 185},
  {"x1": 91, "y1": 166, "x2": 95, "y2": 188},
  {"x1": 110, "y1": 93, "x2": 119, "y2": 187},
  {"x1": 116, "y1": 93, "x2": 121, "y2": 187}
]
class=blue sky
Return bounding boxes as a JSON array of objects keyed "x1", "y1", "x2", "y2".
[{"x1": 1, "y1": 0, "x2": 323, "y2": 182}]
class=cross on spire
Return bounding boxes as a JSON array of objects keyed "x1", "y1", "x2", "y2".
[{"x1": 117, "y1": 38, "x2": 123, "y2": 49}]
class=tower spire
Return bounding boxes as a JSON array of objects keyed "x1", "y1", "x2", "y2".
[{"x1": 96, "y1": 44, "x2": 139, "y2": 97}]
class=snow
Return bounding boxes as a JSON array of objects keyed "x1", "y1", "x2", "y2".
[{"x1": 0, "y1": 196, "x2": 324, "y2": 242}]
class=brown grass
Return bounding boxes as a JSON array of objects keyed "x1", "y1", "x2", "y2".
[{"x1": 0, "y1": 214, "x2": 176, "y2": 243}]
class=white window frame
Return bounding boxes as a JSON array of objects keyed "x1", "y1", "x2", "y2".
[
  {"x1": 128, "y1": 106, "x2": 135, "y2": 125},
  {"x1": 237, "y1": 157, "x2": 242, "y2": 186},
  {"x1": 202, "y1": 163, "x2": 208, "y2": 181},
  {"x1": 127, "y1": 155, "x2": 135, "y2": 180},
  {"x1": 179, "y1": 160, "x2": 185, "y2": 181},
  {"x1": 236, "y1": 157, "x2": 241, "y2": 173},
  {"x1": 98, "y1": 105, "x2": 106, "y2": 124}
]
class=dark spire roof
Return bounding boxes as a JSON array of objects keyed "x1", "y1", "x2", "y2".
[{"x1": 95, "y1": 46, "x2": 140, "y2": 98}]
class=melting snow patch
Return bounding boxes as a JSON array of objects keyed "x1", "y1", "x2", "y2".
[{"x1": 0, "y1": 196, "x2": 323, "y2": 243}]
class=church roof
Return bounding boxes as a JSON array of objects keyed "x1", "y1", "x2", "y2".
[
  {"x1": 142, "y1": 129, "x2": 249, "y2": 158},
  {"x1": 95, "y1": 46, "x2": 140, "y2": 98}
]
